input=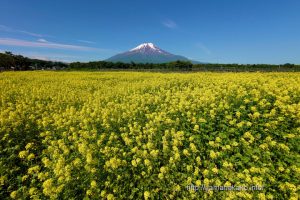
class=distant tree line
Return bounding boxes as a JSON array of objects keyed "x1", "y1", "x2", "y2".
[
  {"x1": 192, "y1": 63, "x2": 300, "y2": 72},
  {"x1": 69, "y1": 60, "x2": 194, "y2": 71},
  {"x1": 1, "y1": 52, "x2": 300, "y2": 72},
  {"x1": 0, "y1": 52, "x2": 67, "y2": 71},
  {"x1": 69, "y1": 60, "x2": 300, "y2": 72}
]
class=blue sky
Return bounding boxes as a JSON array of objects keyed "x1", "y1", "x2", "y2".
[{"x1": 0, "y1": 0, "x2": 300, "y2": 64}]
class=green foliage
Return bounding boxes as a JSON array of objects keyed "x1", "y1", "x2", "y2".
[
  {"x1": 0, "y1": 52, "x2": 67, "y2": 71},
  {"x1": 68, "y1": 60, "x2": 300, "y2": 72}
]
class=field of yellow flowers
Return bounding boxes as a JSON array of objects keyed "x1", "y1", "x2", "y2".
[{"x1": 0, "y1": 71, "x2": 299, "y2": 199}]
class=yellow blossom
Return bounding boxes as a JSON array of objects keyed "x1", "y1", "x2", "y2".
[
  {"x1": 10, "y1": 191, "x2": 17, "y2": 199},
  {"x1": 144, "y1": 191, "x2": 150, "y2": 199},
  {"x1": 91, "y1": 180, "x2": 97, "y2": 188}
]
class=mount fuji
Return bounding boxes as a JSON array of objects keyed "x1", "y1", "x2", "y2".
[{"x1": 106, "y1": 43, "x2": 195, "y2": 64}]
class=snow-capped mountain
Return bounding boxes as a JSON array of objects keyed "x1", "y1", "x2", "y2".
[
  {"x1": 129, "y1": 43, "x2": 166, "y2": 54},
  {"x1": 106, "y1": 43, "x2": 192, "y2": 63}
]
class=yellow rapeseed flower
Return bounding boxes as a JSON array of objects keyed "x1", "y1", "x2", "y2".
[{"x1": 144, "y1": 191, "x2": 150, "y2": 199}]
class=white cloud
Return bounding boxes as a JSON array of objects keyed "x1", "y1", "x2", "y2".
[
  {"x1": 0, "y1": 24, "x2": 46, "y2": 37},
  {"x1": 0, "y1": 38, "x2": 99, "y2": 51},
  {"x1": 77, "y1": 39, "x2": 95, "y2": 44},
  {"x1": 37, "y1": 38, "x2": 48, "y2": 43},
  {"x1": 18, "y1": 30, "x2": 44, "y2": 37},
  {"x1": 162, "y1": 19, "x2": 178, "y2": 29}
]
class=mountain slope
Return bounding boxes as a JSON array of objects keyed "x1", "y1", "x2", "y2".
[{"x1": 106, "y1": 43, "x2": 191, "y2": 63}]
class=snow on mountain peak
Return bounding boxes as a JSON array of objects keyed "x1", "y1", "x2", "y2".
[{"x1": 130, "y1": 43, "x2": 161, "y2": 52}]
